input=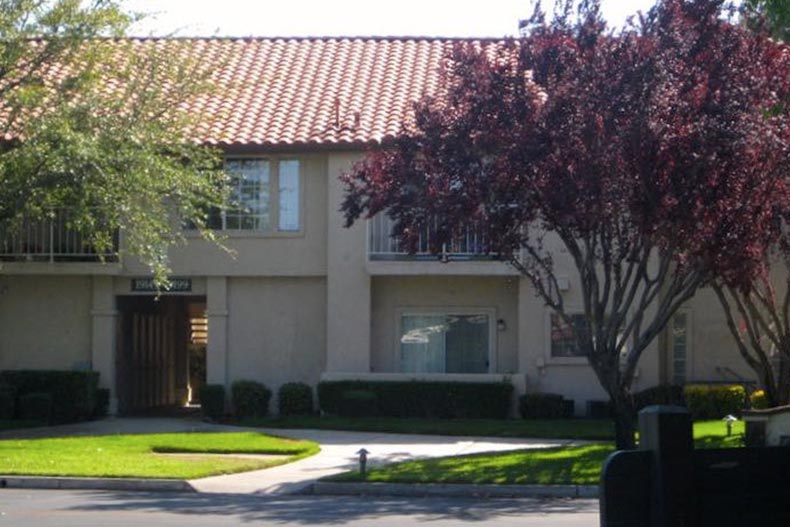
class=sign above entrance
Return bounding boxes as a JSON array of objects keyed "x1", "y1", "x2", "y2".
[{"x1": 131, "y1": 277, "x2": 192, "y2": 293}]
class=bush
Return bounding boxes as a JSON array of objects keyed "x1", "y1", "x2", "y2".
[
  {"x1": 750, "y1": 389, "x2": 771, "y2": 410},
  {"x1": 231, "y1": 380, "x2": 272, "y2": 419},
  {"x1": 683, "y1": 384, "x2": 747, "y2": 420},
  {"x1": 93, "y1": 388, "x2": 110, "y2": 418},
  {"x1": 0, "y1": 370, "x2": 99, "y2": 423},
  {"x1": 318, "y1": 380, "x2": 513, "y2": 419},
  {"x1": 199, "y1": 384, "x2": 226, "y2": 421},
  {"x1": 634, "y1": 384, "x2": 686, "y2": 411},
  {"x1": 278, "y1": 382, "x2": 313, "y2": 416},
  {"x1": 519, "y1": 393, "x2": 573, "y2": 419},
  {"x1": 0, "y1": 383, "x2": 16, "y2": 420},
  {"x1": 18, "y1": 392, "x2": 52, "y2": 422},
  {"x1": 341, "y1": 390, "x2": 379, "y2": 417}
]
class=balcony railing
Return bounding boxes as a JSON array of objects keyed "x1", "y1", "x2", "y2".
[
  {"x1": 0, "y1": 209, "x2": 119, "y2": 263},
  {"x1": 368, "y1": 214, "x2": 498, "y2": 261}
]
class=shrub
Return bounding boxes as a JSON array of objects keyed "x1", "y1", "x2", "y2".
[
  {"x1": 278, "y1": 382, "x2": 313, "y2": 416},
  {"x1": 683, "y1": 384, "x2": 747, "y2": 420},
  {"x1": 750, "y1": 389, "x2": 771, "y2": 410},
  {"x1": 0, "y1": 370, "x2": 99, "y2": 423},
  {"x1": 199, "y1": 384, "x2": 226, "y2": 421},
  {"x1": 519, "y1": 393, "x2": 573, "y2": 419},
  {"x1": 318, "y1": 380, "x2": 513, "y2": 419},
  {"x1": 0, "y1": 383, "x2": 16, "y2": 420},
  {"x1": 231, "y1": 380, "x2": 272, "y2": 419},
  {"x1": 93, "y1": 388, "x2": 110, "y2": 418},
  {"x1": 634, "y1": 384, "x2": 686, "y2": 411},
  {"x1": 341, "y1": 389, "x2": 378, "y2": 417},
  {"x1": 18, "y1": 392, "x2": 52, "y2": 423}
]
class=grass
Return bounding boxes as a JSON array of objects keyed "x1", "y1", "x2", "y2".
[
  {"x1": 327, "y1": 420, "x2": 745, "y2": 486},
  {"x1": 0, "y1": 432, "x2": 319, "y2": 479},
  {"x1": 241, "y1": 415, "x2": 615, "y2": 440}
]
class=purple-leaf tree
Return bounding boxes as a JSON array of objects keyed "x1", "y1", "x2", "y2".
[{"x1": 342, "y1": 0, "x2": 790, "y2": 449}]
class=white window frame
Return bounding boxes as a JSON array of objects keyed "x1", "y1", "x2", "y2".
[
  {"x1": 191, "y1": 155, "x2": 304, "y2": 237},
  {"x1": 669, "y1": 309, "x2": 693, "y2": 385},
  {"x1": 395, "y1": 307, "x2": 497, "y2": 374}
]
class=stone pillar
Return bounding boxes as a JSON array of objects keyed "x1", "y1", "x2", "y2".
[
  {"x1": 326, "y1": 153, "x2": 371, "y2": 373},
  {"x1": 206, "y1": 277, "x2": 229, "y2": 390},
  {"x1": 517, "y1": 277, "x2": 543, "y2": 391},
  {"x1": 91, "y1": 276, "x2": 118, "y2": 414}
]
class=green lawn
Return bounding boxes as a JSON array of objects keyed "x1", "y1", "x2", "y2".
[
  {"x1": 243, "y1": 415, "x2": 614, "y2": 440},
  {"x1": 0, "y1": 432, "x2": 319, "y2": 479},
  {"x1": 327, "y1": 420, "x2": 744, "y2": 486}
]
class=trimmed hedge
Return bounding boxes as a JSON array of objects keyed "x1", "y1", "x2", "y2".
[
  {"x1": 18, "y1": 392, "x2": 52, "y2": 422},
  {"x1": 199, "y1": 384, "x2": 226, "y2": 421},
  {"x1": 93, "y1": 388, "x2": 111, "y2": 419},
  {"x1": 0, "y1": 370, "x2": 99, "y2": 423},
  {"x1": 634, "y1": 384, "x2": 685, "y2": 411},
  {"x1": 278, "y1": 382, "x2": 313, "y2": 416},
  {"x1": 684, "y1": 384, "x2": 747, "y2": 419},
  {"x1": 231, "y1": 380, "x2": 272, "y2": 419},
  {"x1": 318, "y1": 380, "x2": 513, "y2": 419},
  {"x1": 519, "y1": 393, "x2": 574, "y2": 419},
  {"x1": 0, "y1": 383, "x2": 16, "y2": 420},
  {"x1": 750, "y1": 389, "x2": 771, "y2": 410}
]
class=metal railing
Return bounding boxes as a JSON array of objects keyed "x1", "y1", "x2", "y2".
[
  {"x1": 0, "y1": 209, "x2": 119, "y2": 262},
  {"x1": 368, "y1": 214, "x2": 498, "y2": 261}
]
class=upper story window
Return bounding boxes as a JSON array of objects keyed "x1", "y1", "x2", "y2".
[{"x1": 205, "y1": 157, "x2": 301, "y2": 233}]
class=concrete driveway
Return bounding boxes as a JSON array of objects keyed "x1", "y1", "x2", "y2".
[{"x1": 0, "y1": 417, "x2": 580, "y2": 495}]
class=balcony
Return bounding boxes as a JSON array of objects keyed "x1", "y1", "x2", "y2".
[
  {"x1": 368, "y1": 214, "x2": 499, "y2": 261},
  {"x1": 0, "y1": 210, "x2": 119, "y2": 263}
]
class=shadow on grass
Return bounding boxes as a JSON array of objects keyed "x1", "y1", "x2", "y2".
[{"x1": 63, "y1": 491, "x2": 600, "y2": 524}]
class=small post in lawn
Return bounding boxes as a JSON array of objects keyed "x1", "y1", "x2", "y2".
[{"x1": 356, "y1": 448, "x2": 369, "y2": 478}]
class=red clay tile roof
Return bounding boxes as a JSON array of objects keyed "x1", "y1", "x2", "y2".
[{"x1": 131, "y1": 37, "x2": 492, "y2": 148}]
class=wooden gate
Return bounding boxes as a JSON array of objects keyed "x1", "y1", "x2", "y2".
[{"x1": 117, "y1": 312, "x2": 177, "y2": 413}]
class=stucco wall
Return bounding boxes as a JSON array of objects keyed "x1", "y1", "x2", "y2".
[
  {"x1": 226, "y1": 276, "x2": 326, "y2": 412},
  {"x1": 0, "y1": 275, "x2": 92, "y2": 370},
  {"x1": 370, "y1": 276, "x2": 519, "y2": 374},
  {"x1": 122, "y1": 154, "x2": 329, "y2": 278}
]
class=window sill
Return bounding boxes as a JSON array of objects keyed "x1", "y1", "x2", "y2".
[
  {"x1": 183, "y1": 229, "x2": 304, "y2": 240},
  {"x1": 543, "y1": 357, "x2": 590, "y2": 366}
]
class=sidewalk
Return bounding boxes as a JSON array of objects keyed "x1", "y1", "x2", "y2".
[{"x1": 0, "y1": 417, "x2": 582, "y2": 496}]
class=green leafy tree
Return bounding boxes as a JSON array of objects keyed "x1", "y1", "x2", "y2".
[
  {"x1": 744, "y1": 0, "x2": 790, "y2": 41},
  {"x1": 0, "y1": 0, "x2": 227, "y2": 284}
]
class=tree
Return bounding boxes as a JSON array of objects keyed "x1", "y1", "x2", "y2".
[
  {"x1": 0, "y1": 0, "x2": 227, "y2": 284},
  {"x1": 711, "y1": 0, "x2": 790, "y2": 407},
  {"x1": 342, "y1": 0, "x2": 790, "y2": 448}
]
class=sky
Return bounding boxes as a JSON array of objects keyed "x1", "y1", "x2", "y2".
[{"x1": 125, "y1": 0, "x2": 658, "y2": 38}]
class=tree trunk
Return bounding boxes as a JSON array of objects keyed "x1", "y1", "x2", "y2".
[{"x1": 610, "y1": 387, "x2": 637, "y2": 450}]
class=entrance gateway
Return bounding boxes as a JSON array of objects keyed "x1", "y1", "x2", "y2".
[{"x1": 115, "y1": 295, "x2": 207, "y2": 415}]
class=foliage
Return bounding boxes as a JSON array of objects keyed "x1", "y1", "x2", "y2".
[
  {"x1": 750, "y1": 389, "x2": 771, "y2": 409},
  {"x1": 93, "y1": 388, "x2": 110, "y2": 418},
  {"x1": 0, "y1": 383, "x2": 16, "y2": 420},
  {"x1": 0, "y1": 0, "x2": 227, "y2": 283},
  {"x1": 17, "y1": 392, "x2": 52, "y2": 422},
  {"x1": 231, "y1": 380, "x2": 272, "y2": 419},
  {"x1": 519, "y1": 393, "x2": 574, "y2": 419},
  {"x1": 277, "y1": 382, "x2": 314, "y2": 416},
  {"x1": 683, "y1": 384, "x2": 747, "y2": 420},
  {"x1": 318, "y1": 380, "x2": 513, "y2": 419},
  {"x1": 634, "y1": 384, "x2": 686, "y2": 410},
  {"x1": 199, "y1": 384, "x2": 225, "y2": 421},
  {"x1": 245, "y1": 415, "x2": 615, "y2": 440},
  {"x1": 341, "y1": 0, "x2": 790, "y2": 448},
  {"x1": 0, "y1": 431, "x2": 319, "y2": 479},
  {"x1": 743, "y1": 0, "x2": 790, "y2": 41},
  {"x1": 0, "y1": 370, "x2": 99, "y2": 423}
]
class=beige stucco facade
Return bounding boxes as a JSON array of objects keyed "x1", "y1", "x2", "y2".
[{"x1": 0, "y1": 149, "x2": 759, "y2": 416}]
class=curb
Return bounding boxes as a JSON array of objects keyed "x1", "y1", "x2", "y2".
[
  {"x1": 0, "y1": 476, "x2": 194, "y2": 493},
  {"x1": 311, "y1": 481, "x2": 599, "y2": 499}
]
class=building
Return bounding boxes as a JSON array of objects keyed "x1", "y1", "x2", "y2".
[{"x1": 0, "y1": 37, "x2": 756, "y2": 415}]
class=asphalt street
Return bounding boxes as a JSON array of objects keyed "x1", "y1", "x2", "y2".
[{"x1": 0, "y1": 489, "x2": 599, "y2": 526}]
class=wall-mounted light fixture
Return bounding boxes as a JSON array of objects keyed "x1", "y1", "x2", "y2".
[{"x1": 497, "y1": 319, "x2": 507, "y2": 332}]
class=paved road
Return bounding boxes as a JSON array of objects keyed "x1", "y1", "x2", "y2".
[{"x1": 0, "y1": 489, "x2": 599, "y2": 526}]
